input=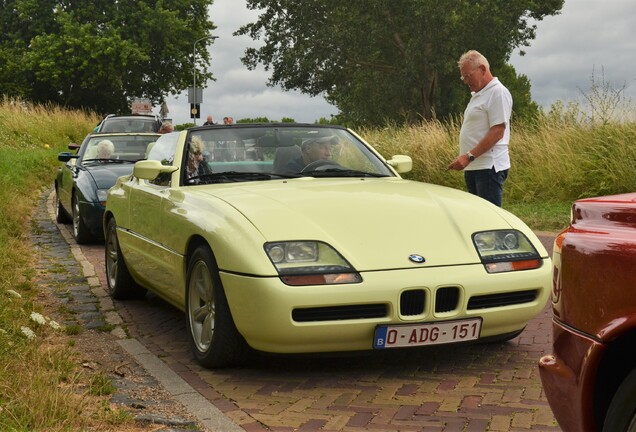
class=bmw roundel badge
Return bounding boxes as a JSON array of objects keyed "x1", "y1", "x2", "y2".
[{"x1": 408, "y1": 254, "x2": 426, "y2": 264}]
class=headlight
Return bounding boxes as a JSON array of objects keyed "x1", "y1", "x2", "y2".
[
  {"x1": 264, "y1": 241, "x2": 362, "y2": 286},
  {"x1": 473, "y1": 230, "x2": 542, "y2": 273},
  {"x1": 96, "y1": 189, "x2": 109, "y2": 206}
]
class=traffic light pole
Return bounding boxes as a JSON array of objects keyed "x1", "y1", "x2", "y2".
[{"x1": 192, "y1": 35, "x2": 218, "y2": 125}]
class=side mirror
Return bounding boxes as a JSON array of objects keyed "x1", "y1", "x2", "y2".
[
  {"x1": 58, "y1": 152, "x2": 79, "y2": 162},
  {"x1": 133, "y1": 160, "x2": 178, "y2": 180},
  {"x1": 387, "y1": 155, "x2": 412, "y2": 174}
]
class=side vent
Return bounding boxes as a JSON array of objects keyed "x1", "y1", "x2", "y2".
[{"x1": 468, "y1": 290, "x2": 538, "y2": 310}]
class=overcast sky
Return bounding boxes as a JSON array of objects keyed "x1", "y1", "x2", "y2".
[{"x1": 162, "y1": 0, "x2": 636, "y2": 125}]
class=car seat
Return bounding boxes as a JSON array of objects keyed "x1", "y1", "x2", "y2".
[{"x1": 273, "y1": 145, "x2": 302, "y2": 173}]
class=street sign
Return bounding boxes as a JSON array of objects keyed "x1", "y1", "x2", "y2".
[
  {"x1": 190, "y1": 103, "x2": 200, "y2": 119},
  {"x1": 131, "y1": 98, "x2": 152, "y2": 114},
  {"x1": 188, "y1": 88, "x2": 203, "y2": 104}
]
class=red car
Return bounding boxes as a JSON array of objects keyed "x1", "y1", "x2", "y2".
[{"x1": 539, "y1": 192, "x2": 636, "y2": 432}]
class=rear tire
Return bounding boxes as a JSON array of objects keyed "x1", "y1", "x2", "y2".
[
  {"x1": 72, "y1": 194, "x2": 93, "y2": 244},
  {"x1": 603, "y1": 368, "x2": 636, "y2": 432},
  {"x1": 105, "y1": 218, "x2": 146, "y2": 300},
  {"x1": 186, "y1": 245, "x2": 249, "y2": 368}
]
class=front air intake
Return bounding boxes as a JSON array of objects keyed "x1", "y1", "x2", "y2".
[
  {"x1": 468, "y1": 290, "x2": 538, "y2": 310},
  {"x1": 400, "y1": 289, "x2": 426, "y2": 316},
  {"x1": 435, "y1": 287, "x2": 460, "y2": 313}
]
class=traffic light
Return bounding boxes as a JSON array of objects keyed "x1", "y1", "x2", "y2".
[{"x1": 190, "y1": 103, "x2": 200, "y2": 119}]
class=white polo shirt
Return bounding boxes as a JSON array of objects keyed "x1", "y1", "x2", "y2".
[{"x1": 459, "y1": 78, "x2": 512, "y2": 172}]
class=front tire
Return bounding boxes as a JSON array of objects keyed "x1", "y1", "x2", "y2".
[
  {"x1": 186, "y1": 245, "x2": 249, "y2": 368},
  {"x1": 105, "y1": 218, "x2": 146, "y2": 300},
  {"x1": 72, "y1": 194, "x2": 93, "y2": 244},
  {"x1": 603, "y1": 368, "x2": 636, "y2": 432}
]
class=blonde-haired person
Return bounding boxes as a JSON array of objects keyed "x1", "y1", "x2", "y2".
[
  {"x1": 186, "y1": 136, "x2": 207, "y2": 182},
  {"x1": 96, "y1": 139, "x2": 115, "y2": 159},
  {"x1": 159, "y1": 121, "x2": 174, "y2": 134},
  {"x1": 447, "y1": 50, "x2": 512, "y2": 207}
]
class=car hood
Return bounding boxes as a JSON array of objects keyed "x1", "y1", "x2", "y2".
[
  {"x1": 83, "y1": 163, "x2": 135, "y2": 189},
  {"x1": 195, "y1": 178, "x2": 533, "y2": 270},
  {"x1": 572, "y1": 192, "x2": 636, "y2": 230}
]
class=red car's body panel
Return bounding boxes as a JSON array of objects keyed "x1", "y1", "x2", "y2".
[{"x1": 540, "y1": 192, "x2": 636, "y2": 431}]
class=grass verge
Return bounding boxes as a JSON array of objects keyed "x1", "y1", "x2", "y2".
[{"x1": 0, "y1": 100, "x2": 136, "y2": 431}]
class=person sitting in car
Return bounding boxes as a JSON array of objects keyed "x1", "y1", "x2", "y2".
[
  {"x1": 283, "y1": 136, "x2": 338, "y2": 173},
  {"x1": 186, "y1": 136, "x2": 212, "y2": 183},
  {"x1": 96, "y1": 139, "x2": 115, "y2": 159}
]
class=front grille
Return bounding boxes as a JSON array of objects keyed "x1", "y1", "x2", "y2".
[
  {"x1": 467, "y1": 289, "x2": 538, "y2": 310},
  {"x1": 400, "y1": 289, "x2": 426, "y2": 316},
  {"x1": 292, "y1": 304, "x2": 387, "y2": 322},
  {"x1": 435, "y1": 287, "x2": 460, "y2": 313}
]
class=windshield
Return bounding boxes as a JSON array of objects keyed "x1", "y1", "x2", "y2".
[
  {"x1": 99, "y1": 117, "x2": 159, "y2": 133},
  {"x1": 80, "y1": 134, "x2": 160, "y2": 163},
  {"x1": 184, "y1": 125, "x2": 394, "y2": 184}
]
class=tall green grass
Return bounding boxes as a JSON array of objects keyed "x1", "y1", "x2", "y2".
[
  {"x1": 361, "y1": 115, "x2": 636, "y2": 230},
  {"x1": 0, "y1": 100, "x2": 135, "y2": 430}
]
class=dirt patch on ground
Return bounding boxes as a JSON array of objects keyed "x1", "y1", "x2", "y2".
[
  {"x1": 32, "y1": 192, "x2": 208, "y2": 432},
  {"x1": 36, "y1": 272, "x2": 206, "y2": 432}
]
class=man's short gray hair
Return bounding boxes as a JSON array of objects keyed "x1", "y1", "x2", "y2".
[{"x1": 458, "y1": 50, "x2": 490, "y2": 70}]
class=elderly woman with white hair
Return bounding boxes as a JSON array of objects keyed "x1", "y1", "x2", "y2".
[{"x1": 96, "y1": 139, "x2": 115, "y2": 159}]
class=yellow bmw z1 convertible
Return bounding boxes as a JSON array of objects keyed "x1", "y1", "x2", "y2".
[{"x1": 104, "y1": 123, "x2": 551, "y2": 368}]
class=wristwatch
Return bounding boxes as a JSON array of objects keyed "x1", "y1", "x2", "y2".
[{"x1": 467, "y1": 151, "x2": 476, "y2": 162}]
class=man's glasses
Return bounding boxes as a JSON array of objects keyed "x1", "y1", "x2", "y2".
[{"x1": 460, "y1": 68, "x2": 479, "y2": 82}]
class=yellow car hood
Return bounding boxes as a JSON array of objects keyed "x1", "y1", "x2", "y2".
[{"x1": 198, "y1": 178, "x2": 529, "y2": 271}]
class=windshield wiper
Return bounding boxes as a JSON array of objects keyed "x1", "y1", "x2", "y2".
[
  {"x1": 82, "y1": 158, "x2": 134, "y2": 164},
  {"x1": 188, "y1": 171, "x2": 298, "y2": 184},
  {"x1": 302, "y1": 168, "x2": 389, "y2": 178}
]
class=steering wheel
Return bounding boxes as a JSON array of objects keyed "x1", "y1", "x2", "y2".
[{"x1": 301, "y1": 159, "x2": 342, "y2": 173}]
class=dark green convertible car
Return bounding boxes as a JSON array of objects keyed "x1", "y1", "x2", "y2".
[{"x1": 55, "y1": 132, "x2": 160, "y2": 243}]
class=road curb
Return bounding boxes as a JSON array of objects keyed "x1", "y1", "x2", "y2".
[
  {"x1": 45, "y1": 190, "x2": 245, "y2": 432},
  {"x1": 118, "y1": 339, "x2": 245, "y2": 432}
]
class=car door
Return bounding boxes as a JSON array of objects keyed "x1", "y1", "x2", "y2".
[
  {"x1": 125, "y1": 132, "x2": 183, "y2": 306},
  {"x1": 57, "y1": 157, "x2": 80, "y2": 211}
]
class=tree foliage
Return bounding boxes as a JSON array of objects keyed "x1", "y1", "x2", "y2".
[
  {"x1": 236, "y1": 0, "x2": 563, "y2": 126},
  {"x1": 0, "y1": 0, "x2": 217, "y2": 114}
]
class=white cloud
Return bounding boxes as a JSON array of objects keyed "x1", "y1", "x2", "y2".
[
  {"x1": 163, "y1": 0, "x2": 636, "y2": 124},
  {"x1": 162, "y1": 0, "x2": 337, "y2": 125},
  {"x1": 510, "y1": 0, "x2": 636, "y2": 110}
]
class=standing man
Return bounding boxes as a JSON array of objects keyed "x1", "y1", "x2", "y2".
[
  {"x1": 203, "y1": 115, "x2": 215, "y2": 125},
  {"x1": 448, "y1": 50, "x2": 512, "y2": 207}
]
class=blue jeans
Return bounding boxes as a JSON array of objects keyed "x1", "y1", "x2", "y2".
[{"x1": 464, "y1": 168, "x2": 509, "y2": 207}]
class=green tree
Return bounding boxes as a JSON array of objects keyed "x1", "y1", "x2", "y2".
[
  {"x1": 0, "y1": 0, "x2": 216, "y2": 114},
  {"x1": 236, "y1": 0, "x2": 563, "y2": 126}
]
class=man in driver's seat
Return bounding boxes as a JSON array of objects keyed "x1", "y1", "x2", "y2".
[{"x1": 284, "y1": 136, "x2": 338, "y2": 173}]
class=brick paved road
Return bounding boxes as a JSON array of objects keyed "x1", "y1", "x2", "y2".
[{"x1": 66, "y1": 214, "x2": 560, "y2": 431}]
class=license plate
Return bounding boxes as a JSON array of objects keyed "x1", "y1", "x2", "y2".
[{"x1": 373, "y1": 318, "x2": 482, "y2": 349}]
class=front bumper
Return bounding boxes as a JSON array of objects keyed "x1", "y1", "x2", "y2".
[
  {"x1": 221, "y1": 263, "x2": 551, "y2": 353},
  {"x1": 538, "y1": 318, "x2": 607, "y2": 432}
]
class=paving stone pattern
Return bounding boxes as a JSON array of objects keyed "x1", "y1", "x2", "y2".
[
  {"x1": 31, "y1": 191, "x2": 201, "y2": 431},
  {"x1": 37, "y1": 189, "x2": 562, "y2": 431}
]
